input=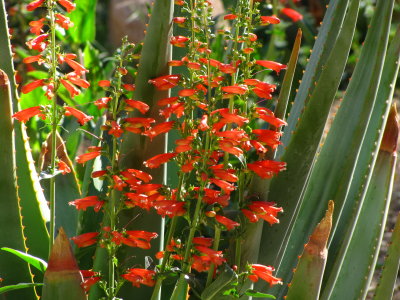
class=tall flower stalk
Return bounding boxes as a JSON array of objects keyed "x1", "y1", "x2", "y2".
[{"x1": 13, "y1": 0, "x2": 92, "y2": 251}]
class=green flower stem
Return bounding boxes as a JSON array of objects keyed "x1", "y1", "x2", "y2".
[
  {"x1": 206, "y1": 226, "x2": 221, "y2": 287},
  {"x1": 48, "y1": 0, "x2": 59, "y2": 253}
]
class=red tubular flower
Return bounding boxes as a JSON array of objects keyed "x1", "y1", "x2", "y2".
[
  {"x1": 252, "y1": 129, "x2": 282, "y2": 148},
  {"x1": 76, "y1": 151, "x2": 101, "y2": 164},
  {"x1": 218, "y1": 139, "x2": 243, "y2": 157},
  {"x1": 247, "y1": 160, "x2": 286, "y2": 179},
  {"x1": 168, "y1": 60, "x2": 184, "y2": 67},
  {"x1": 58, "y1": 0, "x2": 76, "y2": 12},
  {"x1": 260, "y1": 15, "x2": 280, "y2": 25},
  {"x1": 98, "y1": 80, "x2": 111, "y2": 87},
  {"x1": 224, "y1": 14, "x2": 238, "y2": 20},
  {"x1": 58, "y1": 160, "x2": 71, "y2": 175},
  {"x1": 125, "y1": 193, "x2": 153, "y2": 211},
  {"x1": 281, "y1": 7, "x2": 303, "y2": 22},
  {"x1": 153, "y1": 201, "x2": 186, "y2": 217},
  {"x1": 64, "y1": 57, "x2": 88, "y2": 74},
  {"x1": 198, "y1": 114, "x2": 209, "y2": 131},
  {"x1": 94, "y1": 97, "x2": 111, "y2": 109},
  {"x1": 122, "y1": 268, "x2": 156, "y2": 287},
  {"x1": 173, "y1": 17, "x2": 187, "y2": 24},
  {"x1": 193, "y1": 237, "x2": 213, "y2": 247},
  {"x1": 255, "y1": 108, "x2": 287, "y2": 127},
  {"x1": 221, "y1": 85, "x2": 248, "y2": 95},
  {"x1": 144, "y1": 153, "x2": 177, "y2": 169},
  {"x1": 124, "y1": 99, "x2": 149, "y2": 114},
  {"x1": 149, "y1": 74, "x2": 181, "y2": 90},
  {"x1": 241, "y1": 209, "x2": 259, "y2": 223},
  {"x1": 71, "y1": 232, "x2": 99, "y2": 248},
  {"x1": 187, "y1": 62, "x2": 201, "y2": 70},
  {"x1": 109, "y1": 121, "x2": 124, "y2": 138},
  {"x1": 80, "y1": 270, "x2": 101, "y2": 292},
  {"x1": 122, "y1": 168, "x2": 152, "y2": 183},
  {"x1": 215, "y1": 129, "x2": 248, "y2": 140},
  {"x1": 160, "y1": 102, "x2": 185, "y2": 119},
  {"x1": 29, "y1": 18, "x2": 46, "y2": 35},
  {"x1": 21, "y1": 79, "x2": 45, "y2": 94},
  {"x1": 215, "y1": 215, "x2": 240, "y2": 230},
  {"x1": 69, "y1": 196, "x2": 104, "y2": 212},
  {"x1": 12, "y1": 106, "x2": 45, "y2": 123},
  {"x1": 123, "y1": 84, "x2": 136, "y2": 91},
  {"x1": 250, "y1": 140, "x2": 268, "y2": 154},
  {"x1": 125, "y1": 117, "x2": 155, "y2": 133},
  {"x1": 55, "y1": 13, "x2": 74, "y2": 29},
  {"x1": 27, "y1": 0, "x2": 45, "y2": 11},
  {"x1": 64, "y1": 106, "x2": 93, "y2": 125},
  {"x1": 60, "y1": 79, "x2": 80, "y2": 97},
  {"x1": 170, "y1": 36, "x2": 189, "y2": 47},
  {"x1": 126, "y1": 231, "x2": 158, "y2": 241},
  {"x1": 66, "y1": 72, "x2": 90, "y2": 88},
  {"x1": 195, "y1": 246, "x2": 226, "y2": 266},
  {"x1": 249, "y1": 264, "x2": 282, "y2": 286},
  {"x1": 255, "y1": 60, "x2": 287, "y2": 74},
  {"x1": 23, "y1": 55, "x2": 44, "y2": 64},
  {"x1": 252, "y1": 82, "x2": 276, "y2": 99},
  {"x1": 243, "y1": 47, "x2": 254, "y2": 54},
  {"x1": 218, "y1": 63, "x2": 236, "y2": 74},
  {"x1": 143, "y1": 121, "x2": 175, "y2": 140},
  {"x1": 91, "y1": 170, "x2": 107, "y2": 178},
  {"x1": 26, "y1": 34, "x2": 48, "y2": 52},
  {"x1": 113, "y1": 175, "x2": 127, "y2": 191},
  {"x1": 178, "y1": 89, "x2": 197, "y2": 97},
  {"x1": 213, "y1": 168, "x2": 238, "y2": 182},
  {"x1": 209, "y1": 178, "x2": 235, "y2": 194},
  {"x1": 157, "y1": 96, "x2": 179, "y2": 106}
]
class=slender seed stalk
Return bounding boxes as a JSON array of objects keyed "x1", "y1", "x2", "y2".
[{"x1": 48, "y1": 0, "x2": 59, "y2": 252}]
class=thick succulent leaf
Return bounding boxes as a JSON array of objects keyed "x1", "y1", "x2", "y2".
[
  {"x1": 322, "y1": 25, "x2": 400, "y2": 295},
  {"x1": 269, "y1": 0, "x2": 394, "y2": 298},
  {"x1": 373, "y1": 205, "x2": 400, "y2": 299},
  {"x1": 322, "y1": 137, "x2": 397, "y2": 299},
  {"x1": 0, "y1": 70, "x2": 36, "y2": 300},
  {"x1": 258, "y1": 0, "x2": 359, "y2": 269},
  {"x1": 286, "y1": 201, "x2": 333, "y2": 300},
  {"x1": 1, "y1": 248, "x2": 47, "y2": 273},
  {"x1": 42, "y1": 228, "x2": 86, "y2": 300},
  {"x1": 0, "y1": 0, "x2": 49, "y2": 264},
  {"x1": 275, "y1": 29, "x2": 302, "y2": 122},
  {"x1": 277, "y1": 0, "x2": 349, "y2": 157}
]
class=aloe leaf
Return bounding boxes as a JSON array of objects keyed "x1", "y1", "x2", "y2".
[
  {"x1": 0, "y1": 70, "x2": 36, "y2": 300},
  {"x1": 373, "y1": 206, "x2": 400, "y2": 299},
  {"x1": 1, "y1": 248, "x2": 47, "y2": 273},
  {"x1": 322, "y1": 105, "x2": 398, "y2": 300},
  {"x1": 269, "y1": 0, "x2": 394, "y2": 297},
  {"x1": 322, "y1": 25, "x2": 400, "y2": 296},
  {"x1": 42, "y1": 228, "x2": 86, "y2": 300},
  {"x1": 0, "y1": 0, "x2": 50, "y2": 263},
  {"x1": 286, "y1": 201, "x2": 334, "y2": 300},
  {"x1": 275, "y1": 28, "x2": 302, "y2": 122},
  {"x1": 277, "y1": 0, "x2": 349, "y2": 157},
  {"x1": 201, "y1": 265, "x2": 238, "y2": 300},
  {"x1": 258, "y1": 0, "x2": 359, "y2": 269},
  {"x1": 0, "y1": 284, "x2": 44, "y2": 295}
]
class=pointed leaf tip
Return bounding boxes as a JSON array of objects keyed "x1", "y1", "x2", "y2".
[
  {"x1": 380, "y1": 104, "x2": 399, "y2": 153},
  {"x1": 307, "y1": 200, "x2": 334, "y2": 255},
  {"x1": 47, "y1": 227, "x2": 79, "y2": 271}
]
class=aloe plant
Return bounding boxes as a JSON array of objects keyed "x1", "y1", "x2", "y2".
[{"x1": 1, "y1": 0, "x2": 400, "y2": 299}]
